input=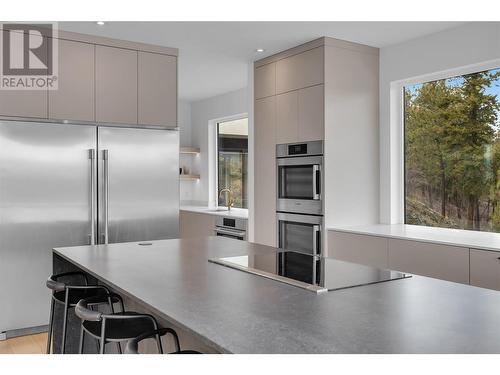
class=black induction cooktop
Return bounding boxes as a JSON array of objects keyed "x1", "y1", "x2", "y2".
[{"x1": 209, "y1": 250, "x2": 410, "y2": 293}]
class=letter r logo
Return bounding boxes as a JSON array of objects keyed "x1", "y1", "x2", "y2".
[{"x1": 2, "y1": 24, "x2": 53, "y2": 76}]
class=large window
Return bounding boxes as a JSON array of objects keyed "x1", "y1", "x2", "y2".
[
  {"x1": 404, "y1": 68, "x2": 500, "y2": 232},
  {"x1": 217, "y1": 118, "x2": 248, "y2": 209}
]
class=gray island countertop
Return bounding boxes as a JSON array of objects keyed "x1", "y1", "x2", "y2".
[{"x1": 54, "y1": 237, "x2": 500, "y2": 353}]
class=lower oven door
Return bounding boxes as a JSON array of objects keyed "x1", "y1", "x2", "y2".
[
  {"x1": 214, "y1": 227, "x2": 246, "y2": 240},
  {"x1": 276, "y1": 212, "x2": 322, "y2": 256}
]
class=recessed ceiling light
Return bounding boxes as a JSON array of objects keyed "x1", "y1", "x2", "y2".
[
  {"x1": 96, "y1": 21, "x2": 105, "y2": 26},
  {"x1": 256, "y1": 48, "x2": 265, "y2": 53}
]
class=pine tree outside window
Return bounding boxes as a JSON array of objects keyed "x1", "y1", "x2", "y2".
[{"x1": 404, "y1": 68, "x2": 500, "y2": 232}]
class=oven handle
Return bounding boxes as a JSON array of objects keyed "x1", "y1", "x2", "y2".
[
  {"x1": 312, "y1": 165, "x2": 321, "y2": 200},
  {"x1": 214, "y1": 227, "x2": 246, "y2": 238},
  {"x1": 312, "y1": 225, "x2": 321, "y2": 256}
]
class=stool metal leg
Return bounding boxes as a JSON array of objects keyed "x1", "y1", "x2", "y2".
[
  {"x1": 107, "y1": 298, "x2": 122, "y2": 354},
  {"x1": 78, "y1": 325, "x2": 85, "y2": 354},
  {"x1": 46, "y1": 297, "x2": 55, "y2": 354},
  {"x1": 61, "y1": 289, "x2": 69, "y2": 354},
  {"x1": 155, "y1": 334, "x2": 163, "y2": 354},
  {"x1": 99, "y1": 319, "x2": 106, "y2": 354}
]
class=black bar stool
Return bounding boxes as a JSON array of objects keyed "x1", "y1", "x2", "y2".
[
  {"x1": 75, "y1": 296, "x2": 162, "y2": 354},
  {"x1": 125, "y1": 328, "x2": 202, "y2": 354},
  {"x1": 46, "y1": 271, "x2": 122, "y2": 354}
]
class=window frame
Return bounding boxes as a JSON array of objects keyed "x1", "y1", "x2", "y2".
[
  {"x1": 392, "y1": 59, "x2": 500, "y2": 228},
  {"x1": 213, "y1": 114, "x2": 249, "y2": 209}
]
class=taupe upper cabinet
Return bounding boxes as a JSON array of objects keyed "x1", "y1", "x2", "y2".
[
  {"x1": 276, "y1": 85, "x2": 324, "y2": 143},
  {"x1": 255, "y1": 62, "x2": 276, "y2": 99},
  {"x1": 0, "y1": 31, "x2": 48, "y2": 119},
  {"x1": 276, "y1": 47, "x2": 324, "y2": 94},
  {"x1": 95, "y1": 45, "x2": 138, "y2": 124},
  {"x1": 49, "y1": 39, "x2": 94, "y2": 121},
  {"x1": 298, "y1": 84, "x2": 324, "y2": 141},
  {"x1": 138, "y1": 52, "x2": 177, "y2": 127},
  {"x1": 276, "y1": 91, "x2": 298, "y2": 143}
]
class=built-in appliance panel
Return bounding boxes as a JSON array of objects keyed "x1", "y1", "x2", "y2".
[{"x1": 214, "y1": 216, "x2": 247, "y2": 241}]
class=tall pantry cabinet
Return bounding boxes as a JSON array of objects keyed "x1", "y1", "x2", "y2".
[{"x1": 253, "y1": 38, "x2": 379, "y2": 249}]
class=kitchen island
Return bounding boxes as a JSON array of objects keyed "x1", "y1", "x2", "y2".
[{"x1": 53, "y1": 237, "x2": 500, "y2": 353}]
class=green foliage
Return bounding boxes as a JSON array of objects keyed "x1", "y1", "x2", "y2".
[
  {"x1": 405, "y1": 69, "x2": 500, "y2": 232},
  {"x1": 218, "y1": 152, "x2": 248, "y2": 208}
]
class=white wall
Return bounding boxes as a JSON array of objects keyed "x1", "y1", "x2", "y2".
[
  {"x1": 188, "y1": 88, "x2": 248, "y2": 205},
  {"x1": 379, "y1": 22, "x2": 500, "y2": 224},
  {"x1": 178, "y1": 100, "x2": 192, "y2": 147},
  {"x1": 324, "y1": 44, "x2": 380, "y2": 233}
]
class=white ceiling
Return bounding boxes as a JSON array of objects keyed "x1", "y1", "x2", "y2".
[{"x1": 58, "y1": 21, "x2": 466, "y2": 102}]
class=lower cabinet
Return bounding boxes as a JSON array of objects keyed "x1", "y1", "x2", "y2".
[
  {"x1": 388, "y1": 239, "x2": 469, "y2": 284},
  {"x1": 179, "y1": 211, "x2": 215, "y2": 239},
  {"x1": 470, "y1": 248, "x2": 500, "y2": 291},
  {"x1": 328, "y1": 231, "x2": 388, "y2": 269},
  {"x1": 328, "y1": 231, "x2": 472, "y2": 286}
]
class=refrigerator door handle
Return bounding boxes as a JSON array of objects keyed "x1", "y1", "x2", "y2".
[
  {"x1": 89, "y1": 149, "x2": 96, "y2": 245},
  {"x1": 102, "y1": 149, "x2": 109, "y2": 244}
]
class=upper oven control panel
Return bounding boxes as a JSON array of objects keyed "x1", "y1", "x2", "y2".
[{"x1": 276, "y1": 140, "x2": 323, "y2": 158}]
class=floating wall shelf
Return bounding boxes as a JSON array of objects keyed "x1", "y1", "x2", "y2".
[
  {"x1": 180, "y1": 174, "x2": 200, "y2": 180},
  {"x1": 180, "y1": 147, "x2": 200, "y2": 154}
]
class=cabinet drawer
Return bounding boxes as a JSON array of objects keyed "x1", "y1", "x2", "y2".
[
  {"x1": 276, "y1": 47, "x2": 324, "y2": 94},
  {"x1": 470, "y1": 248, "x2": 500, "y2": 291},
  {"x1": 388, "y1": 239, "x2": 469, "y2": 284},
  {"x1": 328, "y1": 231, "x2": 388, "y2": 269},
  {"x1": 254, "y1": 62, "x2": 276, "y2": 99}
]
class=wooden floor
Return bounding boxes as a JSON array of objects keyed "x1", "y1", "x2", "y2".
[{"x1": 0, "y1": 333, "x2": 48, "y2": 354}]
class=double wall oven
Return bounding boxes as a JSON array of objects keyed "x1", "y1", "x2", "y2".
[{"x1": 276, "y1": 140, "x2": 324, "y2": 285}]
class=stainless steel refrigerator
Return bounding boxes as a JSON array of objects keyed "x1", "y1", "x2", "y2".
[{"x1": 0, "y1": 120, "x2": 179, "y2": 335}]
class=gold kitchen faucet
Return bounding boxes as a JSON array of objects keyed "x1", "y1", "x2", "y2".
[{"x1": 219, "y1": 188, "x2": 233, "y2": 210}]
